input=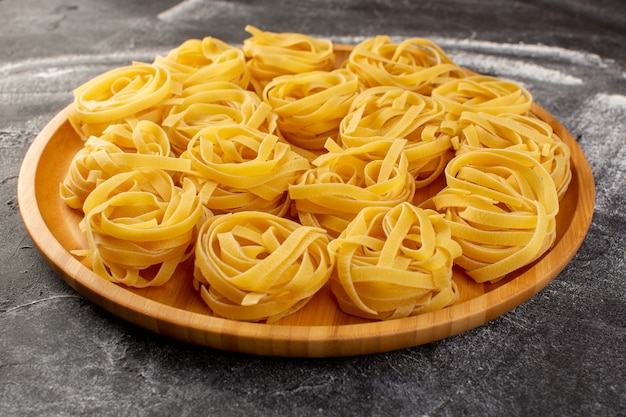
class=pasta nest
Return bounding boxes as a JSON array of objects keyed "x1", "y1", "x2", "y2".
[
  {"x1": 78, "y1": 168, "x2": 205, "y2": 288},
  {"x1": 60, "y1": 120, "x2": 190, "y2": 210},
  {"x1": 328, "y1": 202, "x2": 461, "y2": 320},
  {"x1": 243, "y1": 25, "x2": 335, "y2": 95},
  {"x1": 194, "y1": 212, "x2": 334, "y2": 323},
  {"x1": 427, "y1": 149, "x2": 559, "y2": 283},
  {"x1": 263, "y1": 68, "x2": 360, "y2": 150},
  {"x1": 153, "y1": 36, "x2": 251, "y2": 89},
  {"x1": 339, "y1": 86, "x2": 457, "y2": 186},
  {"x1": 162, "y1": 81, "x2": 278, "y2": 155},
  {"x1": 180, "y1": 124, "x2": 311, "y2": 216},
  {"x1": 343, "y1": 35, "x2": 466, "y2": 94},
  {"x1": 454, "y1": 112, "x2": 572, "y2": 199},
  {"x1": 431, "y1": 75, "x2": 533, "y2": 119},
  {"x1": 289, "y1": 138, "x2": 416, "y2": 238},
  {"x1": 68, "y1": 62, "x2": 176, "y2": 139}
]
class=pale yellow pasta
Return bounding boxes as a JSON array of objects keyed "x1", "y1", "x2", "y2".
[
  {"x1": 243, "y1": 25, "x2": 335, "y2": 95},
  {"x1": 78, "y1": 169, "x2": 205, "y2": 288},
  {"x1": 181, "y1": 124, "x2": 311, "y2": 216},
  {"x1": 60, "y1": 120, "x2": 191, "y2": 210},
  {"x1": 455, "y1": 112, "x2": 572, "y2": 199},
  {"x1": 343, "y1": 36, "x2": 465, "y2": 94},
  {"x1": 328, "y1": 202, "x2": 461, "y2": 320},
  {"x1": 425, "y1": 149, "x2": 559, "y2": 283},
  {"x1": 289, "y1": 138, "x2": 415, "y2": 237},
  {"x1": 262, "y1": 69, "x2": 360, "y2": 150},
  {"x1": 340, "y1": 86, "x2": 457, "y2": 186},
  {"x1": 193, "y1": 211, "x2": 334, "y2": 323},
  {"x1": 162, "y1": 81, "x2": 278, "y2": 155},
  {"x1": 68, "y1": 63, "x2": 175, "y2": 139},
  {"x1": 431, "y1": 76, "x2": 533, "y2": 119},
  {"x1": 154, "y1": 37, "x2": 250, "y2": 89}
]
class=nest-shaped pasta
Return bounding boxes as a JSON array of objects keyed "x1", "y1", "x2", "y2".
[
  {"x1": 426, "y1": 149, "x2": 559, "y2": 283},
  {"x1": 340, "y1": 86, "x2": 457, "y2": 187},
  {"x1": 194, "y1": 212, "x2": 334, "y2": 323},
  {"x1": 289, "y1": 138, "x2": 416, "y2": 237},
  {"x1": 60, "y1": 120, "x2": 190, "y2": 210},
  {"x1": 329, "y1": 202, "x2": 461, "y2": 320},
  {"x1": 78, "y1": 169, "x2": 205, "y2": 288},
  {"x1": 243, "y1": 25, "x2": 335, "y2": 95},
  {"x1": 431, "y1": 76, "x2": 533, "y2": 120},
  {"x1": 68, "y1": 63, "x2": 175, "y2": 139},
  {"x1": 162, "y1": 81, "x2": 278, "y2": 155},
  {"x1": 181, "y1": 124, "x2": 311, "y2": 216},
  {"x1": 455, "y1": 112, "x2": 572, "y2": 199},
  {"x1": 343, "y1": 35, "x2": 466, "y2": 94},
  {"x1": 262, "y1": 69, "x2": 360, "y2": 150},
  {"x1": 153, "y1": 37, "x2": 250, "y2": 89}
]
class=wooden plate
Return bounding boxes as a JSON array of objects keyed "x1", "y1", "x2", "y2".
[{"x1": 17, "y1": 45, "x2": 595, "y2": 357}]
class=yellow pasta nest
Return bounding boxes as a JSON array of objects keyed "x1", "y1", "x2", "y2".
[
  {"x1": 78, "y1": 169, "x2": 205, "y2": 288},
  {"x1": 455, "y1": 112, "x2": 572, "y2": 199},
  {"x1": 339, "y1": 86, "x2": 457, "y2": 186},
  {"x1": 344, "y1": 35, "x2": 466, "y2": 94},
  {"x1": 60, "y1": 120, "x2": 191, "y2": 210},
  {"x1": 431, "y1": 75, "x2": 533, "y2": 119},
  {"x1": 68, "y1": 63, "x2": 176, "y2": 139},
  {"x1": 427, "y1": 149, "x2": 559, "y2": 283},
  {"x1": 243, "y1": 25, "x2": 335, "y2": 95},
  {"x1": 180, "y1": 124, "x2": 311, "y2": 217},
  {"x1": 263, "y1": 68, "x2": 360, "y2": 150},
  {"x1": 329, "y1": 202, "x2": 461, "y2": 320},
  {"x1": 153, "y1": 37, "x2": 251, "y2": 89},
  {"x1": 194, "y1": 212, "x2": 334, "y2": 323},
  {"x1": 289, "y1": 138, "x2": 416, "y2": 237},
  {"x1": 162, "y1": 81, "x2": 278, "y2": 155}
]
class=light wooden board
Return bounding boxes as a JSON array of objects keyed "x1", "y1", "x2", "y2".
[{"x1": 17, "y1": 45, "x2": 595, "y2": 357}]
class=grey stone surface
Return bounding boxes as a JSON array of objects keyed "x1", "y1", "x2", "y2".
[{"x1": 1, "y1": 1, "x2": 624, "y2": 416}]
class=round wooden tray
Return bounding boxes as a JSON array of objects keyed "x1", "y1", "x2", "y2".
[{"x1": 17, "y1": 47, "x2": 595, "y2": 357}]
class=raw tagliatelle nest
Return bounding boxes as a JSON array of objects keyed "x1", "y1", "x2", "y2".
[{"x1": 60, "y1": 25, "x2": 572, "y2": 323}]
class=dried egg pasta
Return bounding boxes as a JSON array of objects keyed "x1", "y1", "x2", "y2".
[
  {"x1": 263, "y1": 69, "x2": 360, "y2": 150},
  {"x1": 243, "y1": 25, "x2": 335, "y2": 95},
  {"x1": 194, "y1": 212, "x2": 334, "y2": 322},
  {"x1": 78, "y1": 169, "x2": 204, "y2": 288},
  {"x1": 344, "y1": 35, "x2": 465, "y2": 94},
  {"x1": 426, "y1": 149, "x2": 559, "y2": 283},
  {"x1": 60, "y1": 120, "x2": 190, "y2": 210},
  {"x1": 181, "y1": 124, "x2": 310, "y2": 216},
  {"x1": 329, "y1": 202, "x2": 461, "y2": 320},
  {"x1": 68, "y1": 62, "x2": 175, "y2": 139}
]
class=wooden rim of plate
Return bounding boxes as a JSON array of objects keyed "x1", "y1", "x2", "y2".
[{"x1": 17, "y1": 46, "x2": 595, "y2": 357}]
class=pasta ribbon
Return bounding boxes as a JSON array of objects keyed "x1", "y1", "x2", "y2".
[
  {"x1": 162, "y1": 81, "x2": 278, "y2": 155},
  {"x1": 243, "y1": 25, "x2": 335, "y2": 95},
  {"x1": 344, "y1": 36, "x2": 465, "y2": 94},
  {"x1": 68, "y1": 63, "x2": 174, "y2": 139},
  {"x1": 455, "y1": 112, "x2": 572, "y2": 199},
  {"x1": 263, "y1": 69, "x2": 360, "y2": 150},
  {"x1": 154, "y1": 37, "x2": 250, "y2": 89},
  {"x1": 60, "y1": 120, "x2": 190, "y2": 210},
  {"x1": 289, "y1": 138, "x2": 415, "y2": 237},
  {"x1": 328, "y1": 202, "x2": 461, "y2": 320},
  {"x1": 194, "y1": 212, "x2": 334, "y2": 323},
  {"x1": 426, "y1": 149, "x2": 559, "y2": 283},
  {"x1": 78, "y1": 169, "x2": 205, "y2": 288},
  {"x1": 181, "y1": 124, "x2": 311, "y2": 216},
  {"x1": 339, "y1": 86, "x2": 456, "y2": 186},
  {"x1": 431, "y1": 76, "x2": 533, "y2": 119}
]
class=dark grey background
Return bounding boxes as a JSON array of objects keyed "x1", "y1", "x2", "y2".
[{"x1": 1, "y1": 1, "x2": 624, "y2": 416}]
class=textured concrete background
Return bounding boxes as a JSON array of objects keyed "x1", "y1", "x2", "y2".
[{"x1": 1, "y1": 1, "x2": 625, "y2": 416}]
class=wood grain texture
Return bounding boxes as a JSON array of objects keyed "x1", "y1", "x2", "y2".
[{"x1": 17, "y1": 45, "x2": 595, "y2": 357}]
